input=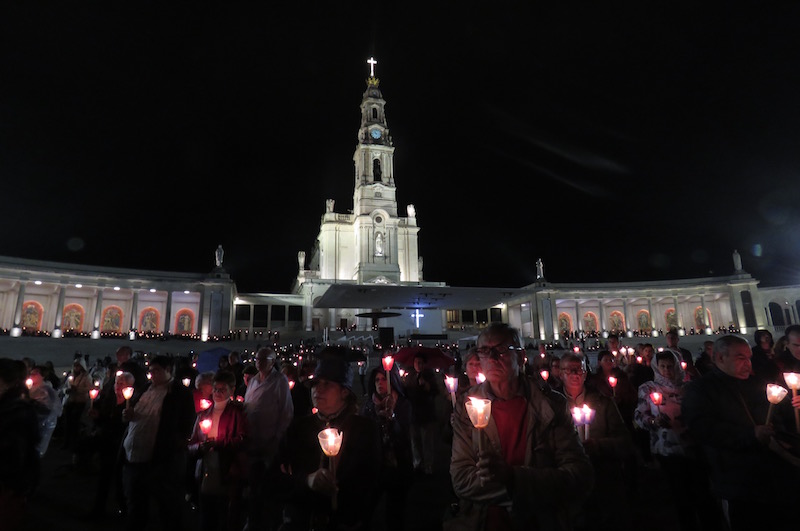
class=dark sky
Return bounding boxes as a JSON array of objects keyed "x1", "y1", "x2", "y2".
[{"x1": 3, "y1": 3, "x2": 800, "y2": 294}]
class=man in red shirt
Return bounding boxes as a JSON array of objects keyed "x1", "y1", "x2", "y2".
[{"x1": 450, "y1": 323, "x2": 593, "y2": 530}]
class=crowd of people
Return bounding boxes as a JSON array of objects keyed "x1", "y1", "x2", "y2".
[{"x1": 1, "y1": 324, "x2": 800, "y2": 531}]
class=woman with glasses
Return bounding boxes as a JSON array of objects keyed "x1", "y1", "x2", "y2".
[{"x1": 188, "y1": 370, "x2": 248, "y2": 531}]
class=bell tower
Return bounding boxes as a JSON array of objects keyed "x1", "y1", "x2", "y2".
[{"x1": 353, "y1": 57, "x2": 397, "y2": 217}]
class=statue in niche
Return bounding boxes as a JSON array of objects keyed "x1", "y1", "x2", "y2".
[
  {"x1": 375, "y1": 232, "x2": 384, "y2": 256},
  {"x1": 732, "y1": 249, "x2": 742, "y2": 272},
  {"x1": 298, "y1": 251, "x2": 306, "y2": 272},
  {"x1": 373, "y1": 159, "x2": 382, "y2": 182},
  {"x1": 215, "y1": 244, "x2": 224, "y2": 267},
  {"x1": 536, "y1": 258, "x2": 545, "y2": 280},
  {"x1": 418, "y1": 256, "x2": 423, "y2": 277},
  {"x1": 407, "y1": 204, "x2": 416, "y2": 218},
  {"x1": 326, "y1": 199, "x2": 335, "y2": 213}
]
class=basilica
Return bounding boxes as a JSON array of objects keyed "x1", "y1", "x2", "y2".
[{"x1": 1, "y1": 60, "x2": 799, "y2": 347}]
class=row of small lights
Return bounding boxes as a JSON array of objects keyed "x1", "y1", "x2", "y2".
[{"x1": 31, "y1": 280, "x2": 192, "y2": 295}]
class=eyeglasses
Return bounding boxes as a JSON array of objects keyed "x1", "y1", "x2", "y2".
[
  {"x1": 475, "y1": 345, "x2": 521, "y2": 359},
  {"x1": 563, "y1": 368, "x2": 586, "y2": 376}
]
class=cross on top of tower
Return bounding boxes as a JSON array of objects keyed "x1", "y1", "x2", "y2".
[{"x1": 367, "y1": 57, "x2": 377, "y2": 77}]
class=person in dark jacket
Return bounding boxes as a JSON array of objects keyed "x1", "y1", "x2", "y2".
[
  {"x1": 0, "y1": 358, "x2": 41, "y2": 531},
  {"x1": 360, "y1": 366, "x2": 413, "y2": 531},
  {"x1": 682, "y1": 335, "x2": 800, "y2": 531},
  {"x1": 279, "y1": 353, "x2": 382, "y2": 531},
  {"x1": 450, "y1": 323, "x2": 593, "y2": 531},
  {"x1": 121, "y1": 355, "x2": 196, "y2": 531}
]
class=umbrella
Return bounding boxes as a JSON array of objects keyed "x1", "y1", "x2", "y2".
[
  {"x1": 393, "y1": 345, "x2": 455, "y2": 370},
  {"x1": 195, "y1": 347, "x2": 232, "y2": 373}
]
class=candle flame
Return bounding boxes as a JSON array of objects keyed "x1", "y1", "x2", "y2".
[
  {"x1": 465, "y1": 396, "x2": 492, "y2": 428},
  {"x1": 444, "y1": 376, "x2": 458, "y2": 394},
  {"x1": 122, "y1": 386, "x2": 134, "y2": 400},
  {"x1": 540, "y1": 370, "x2": 549, "y2": 381},
  {"x1": 89, "y1": 388, "x2": 99, "y2": 400},
  {"x1": 200, "y1": 418, "x2": 212, "y2": 435},
  {"x1": 608, "y1": 376, "x2": 617, "y2": 388},
  {"x1": 25, "y1": 378, "x2": 33, "y2": 389},
  {"x1": 476, "y1": 372, "x2": 486, "y2": 383},
  {"x1": 182, "y1": 378, "x2": 191, "y2": 387},
  {"x1": 288, "y1": 380, "x2": 295, "y2": 390},
  {"x1": 317, "y1": 428, "x2": 343, "y2": 456}
]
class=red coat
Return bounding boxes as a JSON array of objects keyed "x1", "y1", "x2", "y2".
[{"x1": 188, "y1": 400, "x2": 248, "y2": 485}]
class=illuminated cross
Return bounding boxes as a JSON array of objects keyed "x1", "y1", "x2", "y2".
[
  {"x1": 411, "y1": 309, "x2": 424, "y2": 328},
  {"x1": 367, "y1": 57, "x2": 378, "y2": 77}
]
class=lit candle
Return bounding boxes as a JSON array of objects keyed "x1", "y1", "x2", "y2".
[
  {"x1": 89, "y1": 388, "x2": 99, "y2": 406},
  {"x1": 571, "y1": 406, "x2": 586, "y2": 440},
  {"x1": 608, "y1": 376, "x2": 617, "y2": 397},
  {"x1": 465, "y1": 396, "x2": 492, "y2": 452},
  {"x1": 581, "y1": 404, "x2": 596, "y2": 440},
  {"x1": 288, "y1": 380, "x2": 296, "y2": 390},
  {"x1": 766, "y1": 383, "x2": 789, "y2": 425},
  {"x1": 476, "y1": 372, "x2": 486, "y2": 384},
  {"x1": 182, "y1": 377, "x2": 191, "y2": 387},
  {"x1": 122, "y1": 386, "x2": 134, "y2": 407},
  {"x1": 636, "y1": 356, "x2": 643, "y2": 364},
  {"x1": 783, "y1": 373, "x2": 800, "y2": 432},
  {"x1": 199, "y1": 418, "x2": 213, "y2": 439},
  {"x1": 573, "y1": 346, "x2": 580, "y2": 353},
  {"x1": 25, "y1": 378, "x2": 33, "y2": 389},
  {"x1": 444, "y1": 376, "x2": 458, "y2": 408},
  {"x1": 200, "y1": 398, "x2": 212, "y2": 411},
  {"x1": 540, "y1": 370, "x2": 549, "y2": 382},
  {"x1": 650, "y1": 391, "x2": 663, "y2": 414},
  {"x1": 317, "y1": 428, "x2": 343, "y2": 509},
  {"x1": 382, "y1": 355, "x2": 394, "y2": 396}
]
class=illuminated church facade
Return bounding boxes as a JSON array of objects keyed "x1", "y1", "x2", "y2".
[{"x1": 0, "y1": 60, "x2": 798, "y2": 347}]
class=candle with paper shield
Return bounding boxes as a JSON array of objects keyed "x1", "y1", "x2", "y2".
[
  {"x1": 465, "y1": 397, "x2": 492, "y2": 452},
  {"x1": 25, "y1": 378, "x2": 33, "y2": 390},
  {"x1": 608, "y1": 376, "x2": 617, "y2": 397},
  {"x1": 783, "y1": 372, "x2": 800, "y2": 432},
  {"x1": 765, "y1": 384, "x2": 788, "y2": 425},
  {"x1": 382, "y1": 355, "x2": 394, "y2": 396},
  {"x1": 89, "y1": 388, "x2": 99, "y2": 407},
  {"x1": 649, "y1": 391, "x2": 663, "y2": 414},
  {"x1": 182, "y1": 377, "x2": 191, "y2": 387},
  {"x1": 540, "y1": 370, "x2": 549, "y2": 382},
  {"x1": 200, "y1": 418, "x2": 213, "y2": 439},
  {"x1": 444, "y1": 376, "x2": 458, "y2": 407},
  {"x1": 476, "y1": 372, "x2": 486, "y2": 384},
  {"x1": 318, "y1": 428, "x2": 343, "y2": 509},
  {"x1": 122, "y1": 386, "x2": 134, "y2": 407},
  {"x1": 571, "y1": 404, "x2": 596, "y2": 440}
]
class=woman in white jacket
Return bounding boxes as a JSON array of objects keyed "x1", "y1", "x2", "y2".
[{"x1": 634, "y1": 349, "x2": 726, "y2": 531}]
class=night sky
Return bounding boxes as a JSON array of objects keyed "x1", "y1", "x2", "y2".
[{"x1": 3, "y1": 3, "x2": 800, "y2": 294}]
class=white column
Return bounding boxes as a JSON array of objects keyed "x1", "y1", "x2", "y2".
[
  {"x1": 12, "y1": 282, "x2": 26, "y2": 329},
  {"x1": 92, "y1": 289, "x2": 104, "y2": 338},
  {"x1": 164, "y1": 290, "x2": 173, "y2": 335},
  {"x1": 700, "y1": 295, "x2": 709, "y2": 331},
  {"x1": 647, "y1": 297, "x2": 654, "y2": 334},
  {"x1": 130, "y1": 291, "x2": 140, "y2": 331},
  {"x1": 598, "y1": 298, "x2": 606, "y2": 333},
  {"x1": 53, "y1": 285, "x2": 66, "y2": 334}
]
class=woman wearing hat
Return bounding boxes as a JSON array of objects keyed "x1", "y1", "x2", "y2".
[{"x1": 279, "y1": 352, "x2": 382, "y2": 531}]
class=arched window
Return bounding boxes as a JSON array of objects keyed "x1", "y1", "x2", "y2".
[
  {"x1": 372, "y1": 108, "x2": 378, "y2": 119},
  {"x1": 373, "y1": 159, "x2": 382, "y2": 182}
]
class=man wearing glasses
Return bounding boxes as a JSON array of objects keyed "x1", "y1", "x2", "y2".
[{"x1": 449, "y1": 323, "x2": 593, "y2": 530}]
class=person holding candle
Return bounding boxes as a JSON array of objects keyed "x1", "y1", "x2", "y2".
[
  {"x1": 242, "y1": 346, "x2": 294, "y2": 531},
  {"x1": 406, "y1": 352, "x2": 441, "y2": 475},
  {"x1": 449, "y1": 323, "x2": 593, "y2": 531},
  {"x1": 61, "y1": 357, "x2": 91, "y2": 451},
  {"x1": 558, "y1": 353, "x2": 635, "y2": 531},
  {"x1": 683, "y1": 334, "x2": 800, "y2": 530},
  {"x1": 83, "y1": 371, "x2": 134, "y2": 520},
  {"x1": 279, "y1": 352, "x2": 382, "y2": 531},
  {"x1": 114, "y1": 345, "x2": 148, "y2": 392},
  {"x1": 359, "y1": 366, "x2": 413, "y2": 531},
  {"x1": 26, "y1": 365, "x2": 62, "y2": 457},
  {"x1": 0, "y1": 358, "x2": 41, "y2": 531},
  {"x1": 187, "y1": 370, "x2": 248, "y2": 531},
  {"x1": 121, "y1": 355, "x2": 196, "y2": 531},
  {"x1": 636, "y1": 349, "x2": 726, "y2": 531}
]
